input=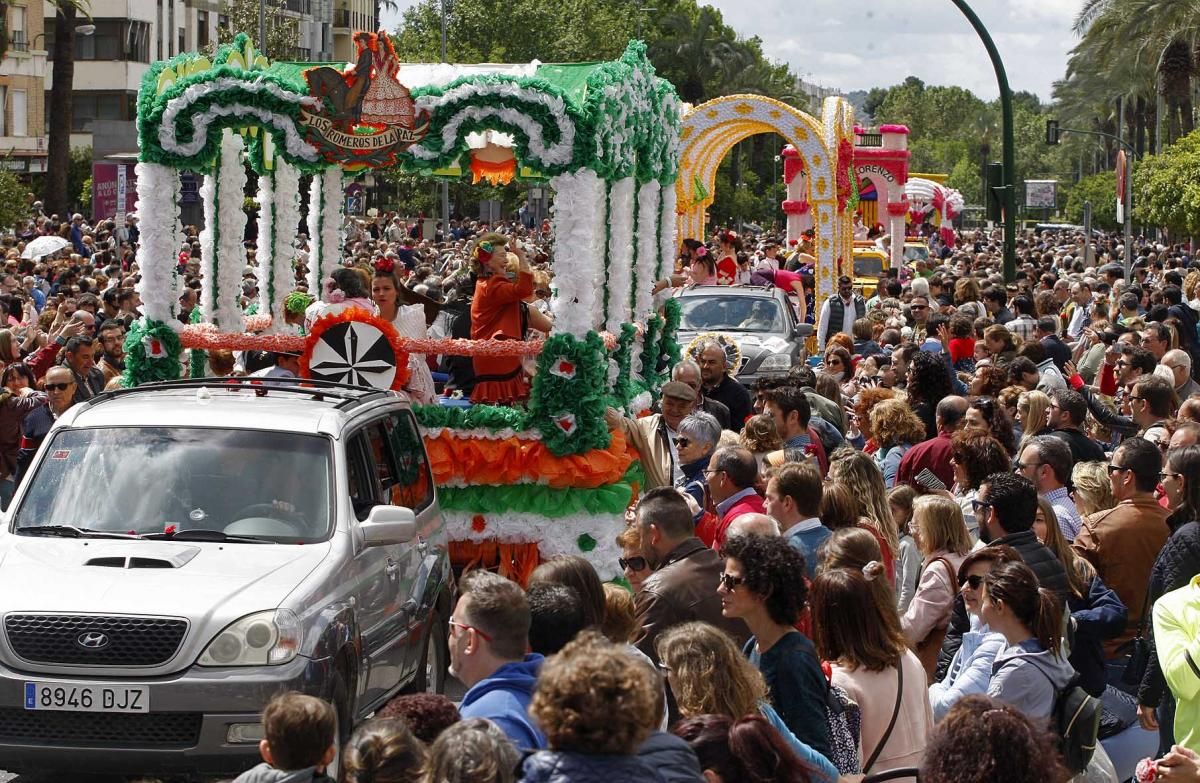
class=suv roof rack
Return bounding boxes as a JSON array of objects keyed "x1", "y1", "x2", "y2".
[{"x1": 81, "y1": 377, "x2": 396, "y2": 412}]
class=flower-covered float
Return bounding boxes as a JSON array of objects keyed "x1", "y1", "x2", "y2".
[{"x1": 125, "y1": 32, "x2": 685, "y2": 581}]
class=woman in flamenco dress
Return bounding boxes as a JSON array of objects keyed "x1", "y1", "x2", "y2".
[{"x1": 470, "y1": 234, "x2": 533, "y2": 404}]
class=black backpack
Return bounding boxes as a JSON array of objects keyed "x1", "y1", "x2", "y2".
[{"x1": 1027, "y1": 665, "x2": 1102, "y2": 774}]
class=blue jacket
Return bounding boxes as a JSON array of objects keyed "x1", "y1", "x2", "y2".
[
  {"x1": 1068, "y1": 572, "x2": 1128, "y2": 697},
  {"x1": 676, "y1": 455, "x2": 710, "y2": 520},
  {"x1": 928, "y1": 615, "x2": 1006, "y2": 721},
  {"x1": 460, "y1": 654, "x2": 547, "y2": 750},
  {"x1": 519, "y1": 751, "x2": 667, "y2": 783},
  {"x1": 987, "y1": 639, "x2": 1076, "y2": 720},
  {"x1": 636, "y1": 732, "x2": 703, "y2": 783}
]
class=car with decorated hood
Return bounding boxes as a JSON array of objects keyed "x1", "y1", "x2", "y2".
[
  {"x1": 676, "y1": 284, "x2": 812, "y2": 383},
  {"x1": 0, "y1": 378, "x2": 451, "y2": 777}
]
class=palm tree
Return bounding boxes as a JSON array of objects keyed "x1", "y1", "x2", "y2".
[
  {"x1": 45, "y1": 0, "x2": 90, "y2": 217},
  {"x1": 649, "y1": 6, "x2": 740, "y2": 104}
]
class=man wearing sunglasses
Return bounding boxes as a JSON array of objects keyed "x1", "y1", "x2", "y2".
[
  {"x1": 633, "y1": 487, "x2": 749, "y2": 666},
  {"x1": 14, "y1": 367, "x2": 76, "y2": 483},
  {"x1": 1073, "y1": 437, "x2": 1171, "y2": 675},
  {"x1": 450, "y1": 570, "x2": 547, "y2": 750}
]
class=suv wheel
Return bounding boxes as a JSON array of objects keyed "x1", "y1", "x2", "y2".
[{"x1": 407, "y1": 611, "x2": 448, "y2": 694}]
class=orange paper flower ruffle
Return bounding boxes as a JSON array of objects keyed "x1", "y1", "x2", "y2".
[{"x1": 425, "y1": 429, "x2": 635, "y2": 488}]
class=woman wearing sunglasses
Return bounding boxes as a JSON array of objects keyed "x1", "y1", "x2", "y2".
[
  {"x1": 928, "y1": 546, "x2": 1015, "y2": 721},
  {"x1": 673, "y1": 412, "x2": 722, "y2": 520},
  {"x1": 717, "y1": 534, "x2": 831, "y2": 765}
]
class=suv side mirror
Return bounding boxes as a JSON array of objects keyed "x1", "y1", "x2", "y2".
[
  {"x1": 794, "y1": 324, "x2": 814, "y2": 339},
  {"x1": 361, "y1": 505, "x2": 417, "y2": 546}
]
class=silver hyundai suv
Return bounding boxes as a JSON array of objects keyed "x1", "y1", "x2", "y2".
[{"x1": 0, "y1": 379, "x2": 452, "y2": 776}]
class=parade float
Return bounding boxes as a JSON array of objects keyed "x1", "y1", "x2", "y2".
[
  {"x1": 124, "y1": 31, "x2": 686, "y2": 581},
  {"x1": 905, "y1": 177, "x2": 965, "y2": 248}
]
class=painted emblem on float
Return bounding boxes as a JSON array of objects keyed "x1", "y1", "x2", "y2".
[{"x1": 300, "y1": 31, "x2": 430, "y2": 167}]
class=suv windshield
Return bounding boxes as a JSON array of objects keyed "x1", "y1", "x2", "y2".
[
  {"x1": 12, "y1": 427, "x2": 333, "y2": 543},
  {"x1": 680, "y1": 295, "x2": 785, "y2": 332},
  {"x1": 903, "y1": 245, "x2": 929, "y2": 263}
]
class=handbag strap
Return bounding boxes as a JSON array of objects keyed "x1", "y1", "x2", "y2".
[
  {"x1": 1132, "y1": 577, "x2": 1156, "y2": 640},
  {"x1": 863, "y1": 657, "x2": 905, "y2": 773}
]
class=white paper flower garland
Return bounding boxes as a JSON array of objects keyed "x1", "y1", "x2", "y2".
[
  {"x1": 270, "y1": 158, "x2": 301, "y2": 331},
  {"x1": 321, "y1": 168, "x2": 344, "y2": 282},
  {"x1": 442, "y1": 510, "x2": 626, "y2": 581},
  {"x1": 604, "y1": 177, "x2": 635, "y2": 334},
  {"x1": 658, "y1": 181, "x2": 678, "y2": 282},
  {"x1": 634, "y1": 180, "x2": 661, "y2": 324},
  {"x1": 305, "y1": 174, "x2": 323, "y2": 292},
  {"x1": 255, "y1": 169, "x2": 274, "y2": 318},
  {"x1": 198, "y1": 167, "x2": 217, "y2": 327},
  {"x1": 213, "y1": 131, "x2": 248, "y2": 331},
  {"x1": 133, "y1": 162, "x2": 183, "y2": 326},
  {"x1": 548, "y1": 170, "x2": 605, "y2": 337}
]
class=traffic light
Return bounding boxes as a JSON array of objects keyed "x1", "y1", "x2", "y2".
[
  {"x1": 986, "y1": 162, "x2": 1004, "y2": 222},
  {"x1": 1046, "y1": 119, "x2": 1061, "y2": 145}
]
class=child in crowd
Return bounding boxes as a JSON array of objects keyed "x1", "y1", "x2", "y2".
[{"x1": 233, "y1": 692, "x2": 336, "y2": 783}]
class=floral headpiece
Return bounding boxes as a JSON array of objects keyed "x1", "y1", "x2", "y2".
[
  {"x1": 374, "y1": 256, "x2": 395, "y2": 274},
  {"x1": 474, "y1": 241, "x2": 496, "y2": 263},
  {"x1": 694, "y1": 246, "x2": 708, "y2": 258},
  {"x1": 284, "y1": 291, "x2": 314, "y2": 315},
  {"x1": 322, "y1": 276, "x2": 345, "y2": 303}
]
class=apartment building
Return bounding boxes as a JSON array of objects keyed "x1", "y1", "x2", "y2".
[{"x1": 0, "y1": 2, "x2": 49, "y2": 176}]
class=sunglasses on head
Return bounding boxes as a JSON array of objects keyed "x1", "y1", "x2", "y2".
[{"x1": 619, "y1": 556, "x2": 647, "y2": 572}]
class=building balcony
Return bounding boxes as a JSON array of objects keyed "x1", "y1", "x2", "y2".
[{"x1": 334, "y1": 8, "x2": 351, "y2": 28}]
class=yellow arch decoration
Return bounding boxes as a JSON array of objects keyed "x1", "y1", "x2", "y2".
[{"x1": 676, "y1": 94, "x2": 856, "y2": 314}]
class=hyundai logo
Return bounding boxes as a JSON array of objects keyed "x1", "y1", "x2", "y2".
[{"x1": 76, "y1": 632, "x2": 109, "y2": 650}]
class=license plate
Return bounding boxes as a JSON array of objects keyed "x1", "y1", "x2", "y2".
[{"x1": 24, "y1": 682, "x2": 149, "y2": 713}]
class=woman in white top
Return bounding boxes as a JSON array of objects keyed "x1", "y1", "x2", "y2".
[
  {"x1": 371, "y1": 260, "x2": 436, "y2": 404},
  {"x1": 812, "y1": 562, "x2": 932, "y2": 779}
]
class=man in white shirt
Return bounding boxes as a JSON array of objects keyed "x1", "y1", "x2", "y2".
[{"x1": 817, "y1": 276, "x2": 864, "y2": 349}]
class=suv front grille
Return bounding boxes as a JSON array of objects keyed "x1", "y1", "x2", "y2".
[
  {"x1": 0, "y1": 708, "x2": 200, "y2": 747},
  {"x1": 4, "y1": 614, "x2": 187, "y2": 666}
]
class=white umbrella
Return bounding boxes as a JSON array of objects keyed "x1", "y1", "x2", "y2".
[{"x1": 21, "y1": 236, "x2": 70, "y2": 260}]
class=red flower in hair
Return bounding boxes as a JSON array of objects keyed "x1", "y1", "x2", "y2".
[{"x1": 374, "y1": 256, "x2": 395, "y2": 274}]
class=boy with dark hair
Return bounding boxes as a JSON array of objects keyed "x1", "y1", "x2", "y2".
[{"x1": 233, "y1": 692, "x2": 336, "y2": 783}]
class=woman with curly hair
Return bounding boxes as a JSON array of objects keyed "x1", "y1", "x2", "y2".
[
  {"x1": 869, "y1": 399, "x2": 927, "y2": 488},
  {"x1": 655, "y1": 622, "x2": 837, "y2": 782},
  {"x1": 674, "y1": 714, "x2": 816, "y2": 783},
  {"x1": 521, "y1": 632, "x2": 664, "y2": 782},
  {"x1": 739, "y1": 413, "x2": 783, "y2": 470},
  {"x1": 964, "y1": 396, "x2": 1017, "y2": 456},
  {"x1": 919, "y1": 695, "x2": 1071, "y2": 783},
  {"x1": 849, "y1": 386, "x2": 896, "y2": 454},
  {"x1": 719, "y1": 535, "x2": 830, "y2": 761},
  {"x1": 950, "y1": 429, "x2": 1012, "y2": 540},
  {"x1": 905, "y1": 349, "x2": 953, "y2": 440},
  {"x1": 968, "y1": 363, "x2": 1009, "y2": 398}
]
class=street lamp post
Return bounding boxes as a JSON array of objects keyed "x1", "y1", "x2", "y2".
[{"x1": 948, "y1": 0, "x2": 1016, "y2": 283}]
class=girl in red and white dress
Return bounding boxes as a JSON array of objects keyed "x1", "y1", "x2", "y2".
[{"x1": 714, "y1": 230, "x2": 741, "y2": 285}]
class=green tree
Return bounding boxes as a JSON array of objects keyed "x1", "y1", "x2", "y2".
[
  {"x1": 1064, "y1": 171, "x2": 1120, "y2": 229},
  {"x1": 216, "y1": 0, "x2": 298, "y2": 60},
  {"x1": 1132, "y1": 129, "x2": 1200, "y2": 236},
  {"x1": 67, "y1": 146, "x2": 92, "y2": 213},
  {"x1": 0, "y1": 164, "x2": 29, "y2": 233},
  {"x1": 44, "y1": 0, "x2": 92, "y2": 217}
]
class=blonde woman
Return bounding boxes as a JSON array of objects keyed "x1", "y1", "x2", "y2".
[
  {"x1": 1071, "y1": 461, "x2": 1116, "y2": 518},
  {"x1": 739, "y1": 413, "x2": 782, "y2": 471},
  {"x1": 901, "y1": 495, "x2": 972, "y2": 680},
  {"x1": 1015, "y1": 390, "x2": 1051, "y2": 456},
  {"x1": 655, "y1": 622, "x2": 839, "y2": 782},
  {"x1": 870, "y1": 400, "x2": 928, "y2": 489},
  {"x1": 829, "y1": 450, "x2": 899, "y2": 578}
]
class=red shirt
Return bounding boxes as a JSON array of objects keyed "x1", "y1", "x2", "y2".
[{"x1": 895, "y1": 431, "x2": 956, "y2": 492}]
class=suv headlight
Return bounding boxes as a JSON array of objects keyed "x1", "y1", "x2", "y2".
[
  {"x1": 198, "y1": 609, "x2": 301, "y2": 667},
  {"x1": 758, "y1": 353, "x2": 793, "y2": 373}
]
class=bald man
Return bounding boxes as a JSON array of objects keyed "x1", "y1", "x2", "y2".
[{"x1": 725, "y1": 513, "x2": 781, "y2": 538}]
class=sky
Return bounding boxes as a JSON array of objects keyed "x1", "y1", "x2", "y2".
[{"x1": 379, "y1": 0, "x2": 1080, "y2": 102}]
